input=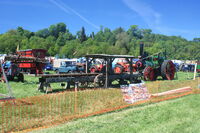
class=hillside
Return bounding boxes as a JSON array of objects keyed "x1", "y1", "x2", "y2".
[{"x1": 0, "y1": 23, "x2": 200, "y2": 60}]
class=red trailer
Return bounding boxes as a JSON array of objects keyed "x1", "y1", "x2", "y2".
[{"x1": 16, "y1": 49, "x2": 47, "y2": 74}]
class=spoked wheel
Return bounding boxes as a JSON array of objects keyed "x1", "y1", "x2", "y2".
[
  {"x1": 114, "y1": 64, "x2": 123, "y2": 74},
  {"x1": 143, "y1": 66, "x2": 155, "y2": 81},
  {"x1": 94, "y1": 74, "x2": 105, "y2": 87},
  {"x1": 161, "y1": 60, "x2": 175, "y2": 80},
  {"x1": 136, "y1": 60, "x2": 143, "y2": 69}
]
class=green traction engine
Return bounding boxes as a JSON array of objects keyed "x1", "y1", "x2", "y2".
[{"x1": 136, "y1": 43, "x2": 175, "y2": 81}]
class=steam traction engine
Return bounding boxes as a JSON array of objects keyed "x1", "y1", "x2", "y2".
[
  {"x1": 113, "y1": 43, "x2": 175, "y2": 81},
  {"x1": 136, "y1": 44, "x2": 175, "y2": 81}
]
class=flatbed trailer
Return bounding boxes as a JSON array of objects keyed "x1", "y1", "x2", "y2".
[
  {"x1": 38, "y1": 54, "x2": 142, "y2": 92},
  {"x1": 38, "y1": 72, "x2": 141, "y2": 92}
]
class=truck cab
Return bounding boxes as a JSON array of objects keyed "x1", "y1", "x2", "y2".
[{"x1": 55, "y1": 61, "x2": 79, "y2": 74}]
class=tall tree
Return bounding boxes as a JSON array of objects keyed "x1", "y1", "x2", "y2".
[{"x1": 77, "y1": 27, "x2": 87, "y2": 43}]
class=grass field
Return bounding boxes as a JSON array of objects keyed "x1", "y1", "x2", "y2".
[
  {"x1": 31, "y1": 94, "x2": 200, "y2": 133},
  {"x1": 0, "y1": 71, "x2": 198, "y2": 98},
  {"x1": 0, "y1": 71, "x2": 199, "y2": 132}
]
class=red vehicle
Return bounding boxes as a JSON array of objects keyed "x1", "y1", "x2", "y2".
[
  {"x1": 89, "y1": 59, "x2": 106, "y2": 73},
  {"x1": 16, "y1": 49, "x2": 47, "y2": 74},
  {"x1": 113, "y1": 58, "x2": 137, "y2": 74}
]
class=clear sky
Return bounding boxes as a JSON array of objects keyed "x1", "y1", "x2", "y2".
[{"x1": 0, "y1": 0, "x2": 199, "y2": 40}]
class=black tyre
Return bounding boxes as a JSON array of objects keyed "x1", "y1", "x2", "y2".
[
  {"x1": 18, "y1": 73, "x2": 24, "y2": 82},
  {"x1": 55, "y1": 69, "x2": 59, "y2": 74}
]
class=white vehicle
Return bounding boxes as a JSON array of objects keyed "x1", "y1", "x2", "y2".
[{"x1": 53, "y1": 58, "x2": 78, "y2": 71}]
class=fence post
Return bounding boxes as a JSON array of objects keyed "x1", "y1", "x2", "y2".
[
  {"x1": 74, "y1": 82, "x2": 78, "y2": 116},
  {"x1": 193, "y1": 63, "x2": 197, "y2": 80},
  {"x1": 2, "y1": 103, "x2": 4, "y2": 133}
]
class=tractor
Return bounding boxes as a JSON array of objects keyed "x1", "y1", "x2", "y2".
[
  {"x1": 1, "y1": 61, "x2": 24, "y2": 82},
  {"x1": 136, "y1": 43, "x2": 175, "y2": 81},
  {"x1": 89, "y1": 59, "x2": 106, "y2": 73},
  {"x1": 113, "y1": 58, "x2": 137, "y2": 74}
]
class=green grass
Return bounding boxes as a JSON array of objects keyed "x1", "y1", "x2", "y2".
[
  {"x1": 0, "y1": 72, "x2": 199, "y2": 132},
  {"x1": 31, "y1": 94, "x2": 200, "y2": 133},
  {"x1": 0, "y1": 71, "x2": 198, "y2": 98},
  {"x1": 0, "y1": 75, "x2": 43, "y2": 98}
]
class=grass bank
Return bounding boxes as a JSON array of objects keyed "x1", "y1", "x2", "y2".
[{"x1": 32, "y1": 94, "x2": 200, "y2": 133}]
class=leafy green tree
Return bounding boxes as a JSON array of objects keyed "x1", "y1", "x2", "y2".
[
  {"x1": 35, "y1": 28, "x2": 50, "y2": 38},
  {"x1": 0, "y1": 30, "x2": 24, "y2": 54},
  {"x1": 63, "y1": 29, "x2": 74, "y2": 40},
  {"x1": 115, "y1": 32, "x2": 130, "y2": 53},
  {"x1": 56, "y1": 33, "x2": 65, "y2": 46},
  {"x1": 127, "y1": 25, "x2": 142, "y2": 39},
  {"x1": 49, "y1": 23, "x2": 66, "y2": 38},
  {"x1": 1, "y1": 22, "x2": 200, "y2": 60}
]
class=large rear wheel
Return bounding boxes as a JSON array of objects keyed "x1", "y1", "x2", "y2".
[{"x1": 161, "y1": 60, "x2": 175, "y2": 80}]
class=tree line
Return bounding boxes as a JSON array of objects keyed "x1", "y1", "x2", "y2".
[{"x1": 0, "y1": 22, "x2": 200, "y2": 60}]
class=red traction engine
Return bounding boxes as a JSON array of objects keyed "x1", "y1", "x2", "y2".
[{"x1": 16, "y1": 49, "x2": 47, "y2": 74}]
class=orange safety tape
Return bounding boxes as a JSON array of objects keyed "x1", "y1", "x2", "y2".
[{"x1": 17, "y1": 91, "x2": 195, "y2": 133}]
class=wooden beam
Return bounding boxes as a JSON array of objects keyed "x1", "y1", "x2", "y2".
[
  {"x1": 86, "y1": 57, "x2": 89, "y2": 73},
  {"x1": 130, "y1": 58, "x2": 133, "y2": 83},
  {"x1": 105, "y1": 58, "x2": 109, "y2": 88}
]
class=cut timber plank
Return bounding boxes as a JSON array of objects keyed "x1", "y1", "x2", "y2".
[{"x1": 151, "y1": 86, "x2": 192, "y2": 97}]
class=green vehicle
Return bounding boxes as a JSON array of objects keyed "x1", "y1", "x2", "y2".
[
  {"x1": 136, "y1": 44, "x2": 175, "y2": 81},
  {"x1": 197, "y1": 62, "x2": 200, "y2": 72}
]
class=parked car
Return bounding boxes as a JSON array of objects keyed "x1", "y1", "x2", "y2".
[{"x1": 44, "y1": 63, "x2": 53, "y2": 70}]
